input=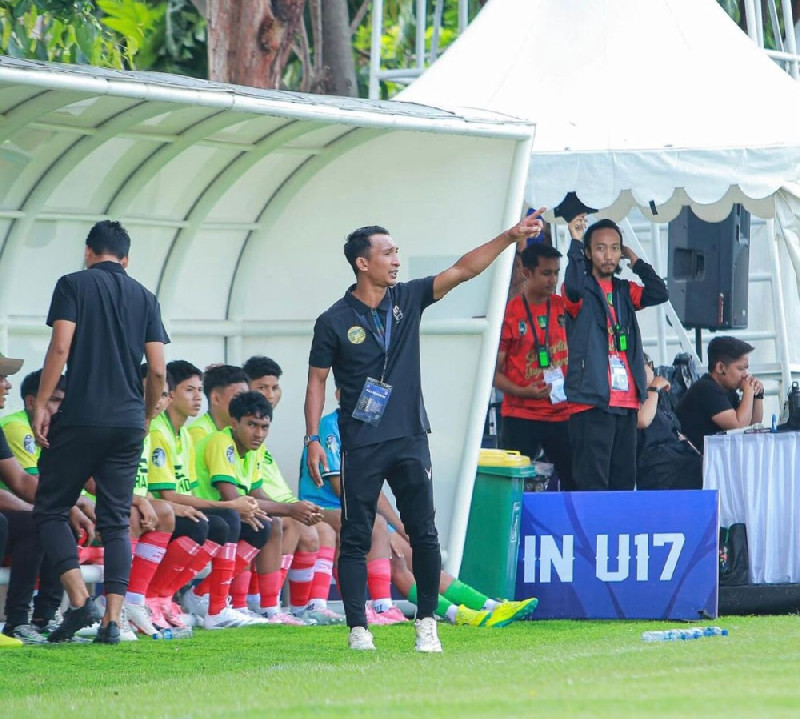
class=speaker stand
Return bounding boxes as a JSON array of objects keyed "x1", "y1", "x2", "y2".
[{"x1": 695, "y1": 327, "x2": 703, "y2": 362}]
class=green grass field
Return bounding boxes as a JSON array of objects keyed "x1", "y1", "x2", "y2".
[{"x1": 2, "y1": 616, "x2": 799, "y2": 718}]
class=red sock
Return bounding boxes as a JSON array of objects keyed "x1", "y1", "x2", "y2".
[
  {"x1": 207, "y1": 543, "x2": 237, "y2": 616},
  {"x1": 258, "y1": 571, "x2": 283, "y2": 610},
  {"x1": 367, "y1": 557, "x2": 392, "y2": 604},
  {"x1": 308, "y1": 545, "x2": 336, "y2": 604},
  {"x1": 279, "y1": 553, "x2": 293, "y2": 589},
  {"x1": 233, "y1": 540, "x2": 260, "y2": 577},
  {"x1": 248, "y1": 570, "x2": 260, "y2": 600},
  {"x1": 147, "y1": 535, "x2": 200, "y2": 598},
  {"x1": 126, "y1": 531, "x2": 171, "y2": 599},
  {"x1": 288, "y1": 550, "x2": 318, "y2": 610},
  {"x1": 230, "y1": 570, "x2": 251, "y2": 609},
  {"x1": 178, "y1": 540, "x2": 221, "y2": 597}
]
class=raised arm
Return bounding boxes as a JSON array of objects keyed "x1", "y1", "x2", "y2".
[
  {"x1": 432, "y1": 209, "x2": 545, "y2": 301},
  {"x1": 625, "y1": 249, "x2": 669, "y2": 308}
]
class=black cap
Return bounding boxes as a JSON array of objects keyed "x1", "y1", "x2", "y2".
[{"x1": 553, "y1": 192, "x2": 597, "y2": 222}]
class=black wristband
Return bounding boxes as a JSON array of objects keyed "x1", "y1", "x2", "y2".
[
  {"x1": 647, "y1": 386, "x2": 660, "y2": 394},
  {"x1": 754, "y1": 392, "x2": 764, "y2": 400}
]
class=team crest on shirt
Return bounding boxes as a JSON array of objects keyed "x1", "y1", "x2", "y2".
[
  {"x1": 347, "y1": 326, "x2": 366, "y2": 344},
  {"x1": 558, "y1": 314, "x2": 566, "y2": 327},
  {"x1": 518, "y1": 321, "x2": 527, "y2": 335},
  {"x1": 151, "y1": 447, "x2": 166, "y2": 468},
  {"x1": 325, "y1": 433, "x2": 339, "y2": 456},
  {"x1": 23, "y1": 434, "x2": 36, "y2": 455},
  {"x1": 393, "y1": 305, "x2": 404, "y2": 322},
  {"x1": 225, "y1": 445, "x2": 235, "y2": 464}
]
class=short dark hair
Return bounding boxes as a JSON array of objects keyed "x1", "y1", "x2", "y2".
[
  {"x1": 20, "y1": 369, "x2": 65, "y2": 400},
  {"x1": 86, "y1": 220, "x2": 131, "y2": 259},
  {"x1": 519, "y1": 243, "x2": 561, "y2": 270},
  {"x1": 707, "y1": 336, "x2": 754, "y2": 373},
  {"x1": 228, "y1": 390, "x2": 272, "y2": 421},
  {"x1": 202, "y1": 364, "x2": 249, "y2": 401},
  {"x1": 167, "y1": 360, "x2": 203, "y2": 388},
  {"x1": 242, "y1": 355, "x2": 282, "y2": 381},
  {"x1": 343, "y1": 225, "x2": 389, "y2": 276}
]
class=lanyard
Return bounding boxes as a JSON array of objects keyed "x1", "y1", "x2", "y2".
[
  {"x1": 521, "y1": 295, "x2": 550, "y2": 353},
  {"x1": 597, "y1": 280, "x2": 623, "y2": 335},
  {"x1": 353, "y1": 291, "x2": 394, "y2": 381}
]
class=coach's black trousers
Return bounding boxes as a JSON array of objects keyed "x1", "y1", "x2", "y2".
[
  {"x1": 338, "y1": 434, "x2": 441, "y2": 629},
  {"x1": 500, "y1": 416, "x2": 575, "y2": 491},
  {"x1": 34, "y1": 423, "x2": 144, "y2": 596},
  {"x1": 568, "y1": 408, "x2": 637, "y2": 491}
]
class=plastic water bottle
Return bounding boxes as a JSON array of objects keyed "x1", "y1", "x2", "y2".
[{"x1": 642, "y1": 626, "x2": 728, "y2": 642}]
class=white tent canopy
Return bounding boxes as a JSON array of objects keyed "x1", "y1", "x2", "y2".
[
  {"x1": 0, "y1": 57, "x2": 534, "y2": 570},
  {"x1": 400, "y1": 0, "x2": 800, "y2": 224}
]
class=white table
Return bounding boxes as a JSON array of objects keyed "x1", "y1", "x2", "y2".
[{"x1": 704, "y1": 432, "x2": 800, "y2": 584}]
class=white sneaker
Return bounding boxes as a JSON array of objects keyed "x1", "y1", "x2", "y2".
[
  {"x1": 203, "y1": 606, "x2": 249, "y2": 630},
  {"x1": 118, "y1": 607, "x2": 139, "y2": 642},
  {"x1": 124, "y1": 602, "x2": 160, "y2": 637},
  {"x1": 348, "y1": 626, "x2": 376, "y2": 651},
  {"x1": 181, "y1": 589, "x2": 208, "y2": 619},
  {"x1": 230, "y1": 607, "x2": 270, "y2": 625},
  {"x1": 415, "y1": 617, "x2": 443, "y2": 653}
]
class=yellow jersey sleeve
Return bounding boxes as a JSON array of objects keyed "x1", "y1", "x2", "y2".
[
  {"x1": 4, "y1": 420, "x2": 39, "y2": 474},
  {"x1": 205, "y1": 433, "x2": 241, "y2": 490}
]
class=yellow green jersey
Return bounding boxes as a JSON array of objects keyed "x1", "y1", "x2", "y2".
[
  {"x1": 187, "y1": 412, "x2": 220, "y2": 447},
  {"x1": 0, "y1": 410, "x2": 39, "y2": 476},
  {"x1": 147, "y1": 412, "x2": 197, "y2": 497},
  {"x1": 194, "y1": 426, "x2": 262, "y2": 500},
  {"x1": 134, "y1": 434, "x2": 151, "y2": 498},
  {"x1": 258, "y1": 445, "x2": 297, "y2": 504}
]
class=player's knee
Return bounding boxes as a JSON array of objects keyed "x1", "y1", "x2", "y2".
[
  {"x1": 315, "y1": 520, "x2": 336, "y2": 547},
  {"x1": 297, "y1": 523, "x2": 319, "y2": 552},
  {"x1": 185, "y1": 517, "x2": 209, "y2": 545}
]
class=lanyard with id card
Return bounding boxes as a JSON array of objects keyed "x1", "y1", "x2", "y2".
[
  {"x1": 352, "y1": 295, "x2": 394, "y2": 426},
  {"x1": 522, "y1": 296, "x2": 551, "y2": 368},
  {"x1": 599, "y1": 282, "x2": 629, "y2": 353}
]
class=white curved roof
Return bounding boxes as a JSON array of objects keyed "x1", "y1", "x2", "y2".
[
  {"x1": 400, "y1": 0, "x2": 800, "y2": 221},
  {"x1": 0, "y1": 57, "x2": 534, "y2": 570}
]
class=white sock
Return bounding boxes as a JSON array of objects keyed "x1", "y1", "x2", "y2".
[
  {"x1": 373, "y1": 598, "x2": 393, "y2": 613},
  {"x1": 482, "y1": 599, "x2": 499, "y2": 611},
  {"x1": 264, "y1": 605, "x2": 279, "y2": 617},
  {"x1": 289, "y1": 605, "x2": 306, "y2": 616},
  {"x1": 125, "y1": 592, "x2": 145, "y2": 605},
  {"x1": 307, "y1": 599, "x2": 328, "y2": 611},
  {"x1": 445, "y1": 605, "x2": 458, "y2": 624}
]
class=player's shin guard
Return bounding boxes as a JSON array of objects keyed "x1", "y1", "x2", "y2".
[
  {"x1": 147, "y1": 535, "x2": 200, "y2": 599},
  {"x1": 288, "y1": 550, "x2": 317, "y2": 614},
  {"x1": 307, "y1": 545, "x2": 335, "y2": 610},
  {"x1": 207, "y1": 543, "x2": 237, "y2": 616},
  {"x1": 258, "y1": 571, "x2": 284, "y2": 614},
  {"x1": 126, "y1": 530, "x2": 171, "y2": 604},
  {"x1": 367, "y1": 557, "x2": 393, "y2": 612}
]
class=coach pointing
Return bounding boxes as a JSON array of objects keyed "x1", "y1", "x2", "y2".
[
  {"x1": 304, "y1": 212, "x2": 545, "y2": 652},
  {"x1": 32, "y1": 221, "x2": 169, "y2": 644}
]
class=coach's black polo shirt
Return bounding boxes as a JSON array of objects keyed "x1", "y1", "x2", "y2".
[
  {"x1": 46, "y1": 261, "x2": 169, "y2": 430},
  {"x1": 309, "y1": 277, "x2": 437, "y2": 450}
]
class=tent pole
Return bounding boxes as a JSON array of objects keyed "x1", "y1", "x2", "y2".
[
  {"x1": 650, "y1": 220, "x2": 669, "y2": 366},
  {"x1": 416, "y1": 0, "x2": 427, "y2": 72},
  {"x1": 621, "y1": 219, "x2": 700, "y2": 367},
  {"x1": 766, "y1": 218, "x2": 793, "y2": 397},
  {"x1": 368, "y1": 0, "x2": 384, "y2": 99},
  {"x1": 458, "y1": 0, "x2": 468, "y2": 34},
  {"x1": 780, "y1": 0, "x2": 799, "y2": 79}
]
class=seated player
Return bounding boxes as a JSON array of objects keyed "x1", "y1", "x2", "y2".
[
  {"x1": 0, "y1": 369, "x2": 71, "y2": 640},
  {"x1": 299, "y1": 395, "x2": 538, "y2": 628},
  {"x1": 677, "y1": 336, "x2": 764, "y2": 453},
  {"x1": 187, "y1": 365, "x2": 249, "y2": 445},
  {"x1": 192, "y1": 391, "x2": 273, "y2": 629},
  {"x1": 0, "y1": 362, "x2": 93, "y2": 644},
  {"x1": 242, "y1": 355, "x2": 342, "y2": 625},
  {"x1": 636, "y1": 356, "x2": 702, "y2": 490}
]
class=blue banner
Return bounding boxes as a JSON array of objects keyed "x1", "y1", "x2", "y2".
[{"x1": 515, "y1": 490, "x2": 719, "y2": 620}]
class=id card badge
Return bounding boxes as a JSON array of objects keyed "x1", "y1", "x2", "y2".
[
  {"x1": 543, "y1": 366, "x2": 566, "y2": 404},
  {"x1": 352, "y1": 377, "x2": 393, "y2": 426},
  {"x1": 609, "y1": 355, "x2": 629, "y2": 392}
]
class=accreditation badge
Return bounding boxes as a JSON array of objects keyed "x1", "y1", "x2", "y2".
[
  {"x1": 543, "y1": 366, "x2": 566, "y2": 405},
  {"x1": 352, "y1": 377, "x2": 393, "y2": 426},
  {"x1": 609, "y1": 355, "x2": 629, "y2": 392}
]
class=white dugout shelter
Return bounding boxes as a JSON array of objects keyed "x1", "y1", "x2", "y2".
[{"x1": 0, "y1": 56, "x2": 534, "y2": 572}]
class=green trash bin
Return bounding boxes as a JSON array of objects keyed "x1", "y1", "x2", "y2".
[{"x1": 460, "y1": 449, "x2": 534, "y2": 600}]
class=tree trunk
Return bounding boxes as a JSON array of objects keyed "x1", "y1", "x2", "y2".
[
  {"x1": 207, "y1": 0, "x2": 306, "y2": 89},
  {"x1": 319, "y1": 0, "x2": 358, "y2": 96}
]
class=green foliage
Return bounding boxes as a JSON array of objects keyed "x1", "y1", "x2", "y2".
[
  {"x1": 0, "y1": 0, "x2": 127, "y2": 67},
  {"x1": 97, "y1": 0, "x2": 164, "y2": 68}
]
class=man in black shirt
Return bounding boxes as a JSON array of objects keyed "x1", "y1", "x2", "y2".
[
  {"x1": 676, "y1": 336, "x2": 764, "y2": 453},
  {"x1": 305, "y1": 212, "x2": 545, "y2": 652},
  {"x1": 32, "y1": 220, "x2": 169, "y2": 644}
]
